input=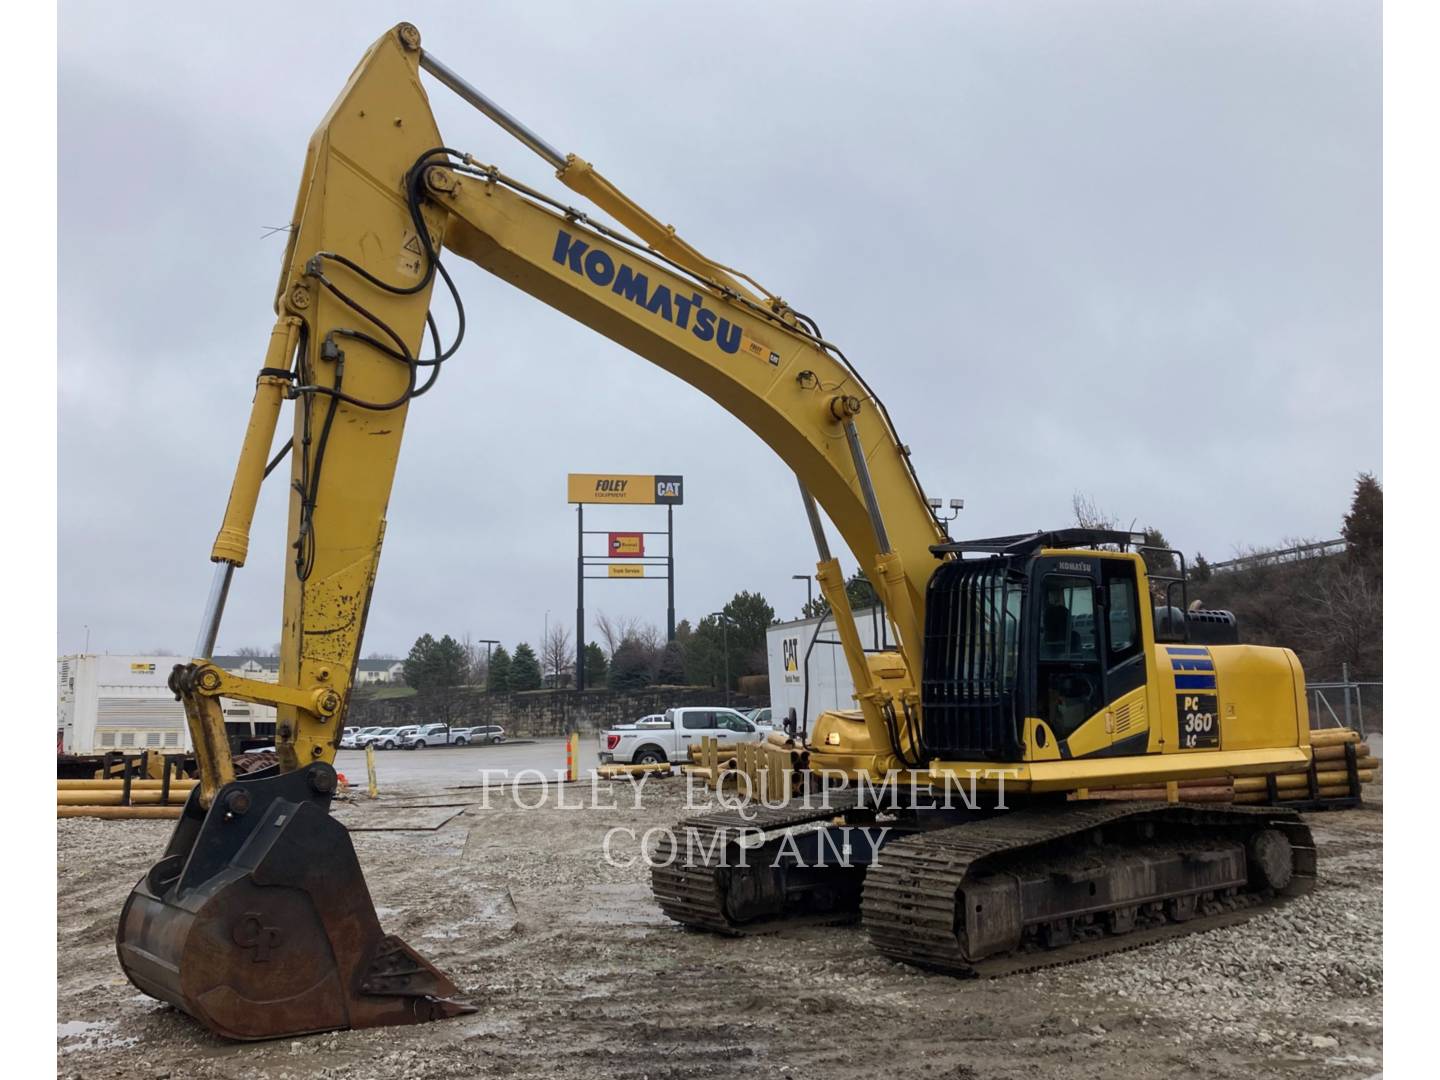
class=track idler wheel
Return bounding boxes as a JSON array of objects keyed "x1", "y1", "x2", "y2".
[
  {"x1": 116, "y1": 763, "x2": 474, "y2": 1041},
  {"x1": 1246, "y1": 829, "x2": 1295, "y2": 893}
]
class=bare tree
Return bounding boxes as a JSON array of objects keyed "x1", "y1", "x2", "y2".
[
  {"x1": 594, "y1": 612, "x2": 646, "y2": 656},
  {"x1": 1071, "y1": 492, "x2": 1118, "y2": 531},
  {"x1": 541, "y1": 622, "x2": 574, "y2": 686},
  {"x1": 459, "y1": 633, "x2": 488, "y2": 686}
]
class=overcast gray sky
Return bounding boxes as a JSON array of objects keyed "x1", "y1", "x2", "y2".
[{"x1": 58, "y1": 1, "x2": 1379, "y2": 660}]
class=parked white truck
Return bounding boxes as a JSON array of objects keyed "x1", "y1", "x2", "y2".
[
  {"x1": 401, "y1": 723, "x2": 473, "y2": 749},
  {"x1": 598, "y1": 707, "x2": 766, "y2": 765}
]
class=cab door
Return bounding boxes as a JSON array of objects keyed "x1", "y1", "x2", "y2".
[
  {"x1": 1031, "y1": 559, "x2": 1106, "y2": 755},
  {"x1": 1099, "y1": 558, "x2": 1150, "y2": 753}
]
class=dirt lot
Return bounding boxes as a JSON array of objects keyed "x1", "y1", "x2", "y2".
[{"x1": 58, "y1": 746, "x2": 1382, "y2": 1079}]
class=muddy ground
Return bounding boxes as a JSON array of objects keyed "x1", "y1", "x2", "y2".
[{"x1": 58, "y1": 758, "x2": 1382, "y2": 1079}]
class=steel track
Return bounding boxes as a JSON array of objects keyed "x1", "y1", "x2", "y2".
[
  {"x1": 861, "y1": 801, "x2": 1315, "y2": 977},
  {"x1": 649, "y1": 791, "x2": 862, "y2": 935},
  {"x1": 651, "y1": 795, "x2": 1316, "y2": 978}
]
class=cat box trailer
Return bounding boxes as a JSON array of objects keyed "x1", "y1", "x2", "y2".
[
  {"x1": 58, "y1": 654, "x2": 190, "y2": 755},
  {"x1": 765, "y1": 605, "x2": 887, "y2": 735}
]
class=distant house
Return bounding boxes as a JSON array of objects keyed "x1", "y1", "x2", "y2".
[{"x1": 356, "y1": 658, "x2": 405, "y2": 685}]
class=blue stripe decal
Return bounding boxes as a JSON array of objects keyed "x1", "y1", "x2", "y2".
[
  {"x1": 1175, "y1": 674, "x2": 1218, "y2": 690},
  {"x1": 1166, "y1": 647, "x2": 1209, "y2": 656},
  {"x1": 1171, "y1": 658, "x2": 1215, "y2": 672}
]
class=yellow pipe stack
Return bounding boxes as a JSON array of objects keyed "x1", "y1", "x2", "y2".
[
  {"x1": 57, "y1": 777, "x2": 196, "y2": 818},
  {"x1": 1074, "y1": 728, "x2": 1376, "y2": 806}
]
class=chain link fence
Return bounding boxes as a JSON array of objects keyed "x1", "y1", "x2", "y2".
[{"x1": 1308, "y1": 663, "x2": 1382, "y2": 736}]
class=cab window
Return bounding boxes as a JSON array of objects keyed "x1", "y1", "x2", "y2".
[
  {"x1": 681, "y1": 711, "x2": 713, "y2": 730},
  {"x1": 1103, "y1": 562, "x2": 1142, "y2": 663},
  {"x1": 1039, "y1": 576, "x2": 1098, "y2": 661},
  {"x1": 719, "y1": 713, "x2": 754, "y2": 732},
  {"x1": 1037, "y1": 574, "x2": 1103, "y2": 739}
]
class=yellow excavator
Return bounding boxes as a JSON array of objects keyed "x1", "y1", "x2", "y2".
[{"x1": 117, "y1": 24, "x2": 1317, "y2": 1039}]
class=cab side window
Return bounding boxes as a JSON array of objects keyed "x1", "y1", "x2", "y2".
[
  {"x1": 681, "y1": 711, "x2": 712, "y2": 730},
  {"x1": 1102, "y1": 561, "x2": 1144, "y2": 667},
  {"x1": 720, "y1": 713, "x2": 754, "y2": 732}
]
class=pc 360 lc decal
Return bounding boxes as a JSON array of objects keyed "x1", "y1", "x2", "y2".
[
  {"x1": 552, "y1": 230, "x2": 780, "y2": 365},
  {"x1": 1177, "y1": 692, "x2": 1220, "y2": 749}
]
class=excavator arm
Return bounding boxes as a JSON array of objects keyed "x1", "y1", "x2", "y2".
[
  {"x1": 120, "y1": 23, "x2": 947, "y2": 1041},
  {"x1": 186, "y1": 23, "x2": 946, "y2": 797}
]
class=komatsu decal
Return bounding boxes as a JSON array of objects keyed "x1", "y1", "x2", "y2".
[{"x1": 552, "y1": 229, "x2": 745, "y2": 356}]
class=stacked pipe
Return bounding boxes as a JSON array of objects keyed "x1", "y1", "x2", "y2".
[
  {"x1": 1079, "y1": 777, "x2": 1236, "y2": 803},
  {"x1": 1074, "y1": 729, "x2": 1375, "y2": 806},
  {"x1": 1233, "y1": 728, "x2": 1376, "y2": 804},
  {"x1": 57, "y1": 778, "x2": 196, "y2": 819}
]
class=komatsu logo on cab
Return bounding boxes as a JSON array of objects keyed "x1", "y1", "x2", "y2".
[{"x1": 552, "y1": 229, "x2": 746, "y2": 357}]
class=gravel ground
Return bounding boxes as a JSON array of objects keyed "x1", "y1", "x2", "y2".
[{"x1": 58, "y1": 767, "x2": 1382, "y2": 1079}]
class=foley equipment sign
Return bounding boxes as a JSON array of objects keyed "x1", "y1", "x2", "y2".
[{"x1": 568, "y1": 473, "x2": 683, "y2": 505}]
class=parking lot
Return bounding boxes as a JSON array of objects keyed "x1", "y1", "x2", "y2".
[{"x1": 335, "y1": 737, "x2": 602, "y2": 789}]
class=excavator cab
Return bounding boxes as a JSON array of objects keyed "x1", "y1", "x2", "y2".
[{"x1": 921, "y1": 529, "x2": 1250, "y2": 765}]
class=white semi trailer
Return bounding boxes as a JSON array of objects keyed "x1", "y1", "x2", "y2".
[
  {"x1": 58, "y1": 654, "x2": 190, "y2": 755},
  {"x1": 765, "y1": 605, "x2": 888, "y2": 735}
]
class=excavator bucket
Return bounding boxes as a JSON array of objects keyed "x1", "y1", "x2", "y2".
[{"x1": 116, "y1": 762, "x2": 474, "y2": 1041}]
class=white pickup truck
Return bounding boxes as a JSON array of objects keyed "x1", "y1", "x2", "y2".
[
  {"x1": 400, "y1": 723, "x2": 472, "y2": 749},
  {"x1": 598, "y1": 707, "x2": 766, "y2": 765}
]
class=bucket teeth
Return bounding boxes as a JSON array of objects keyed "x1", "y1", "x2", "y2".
[{"x1": 116, "y1": 763, "x2": 474, "y2": 1041}]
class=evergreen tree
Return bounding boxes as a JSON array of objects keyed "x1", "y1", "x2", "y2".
[
  {"x1": 1342, "y1": 472, "x2": 1382, "y2": 568},
  {"x1": 655, "y1": 640, "x2": 687, "y2": 684},
  {"x1": 486, "y1": 645, "x2": 512, "y2": 692},
  {"x1": 609, "y1": 638, "x2": 655, "y2": 691},
  {"x1": 429, "y1": 635, "x2": 468, "y2": 687},
  {"x1": 583, "y1": 641, "x2": 608, "y2": 687},
  {"x1": 510, "y1": 642, "x2": 543, "y2": 691},
  {"x1": 402, "y1": 634, "x2": 466, "y2": 691},
  {"x1": 402, "y1": 634, "x2": 438, "y2": 690},
  {"x1": 1192, "y1": 553, "x2": 1213, "y2": 584},
  {"x1": 1140, "y1": 527, "x2": 1177, "y2": 576}
]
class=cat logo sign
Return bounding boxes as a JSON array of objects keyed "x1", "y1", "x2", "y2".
[
  {"x1": 567, "y1": 473, "x2": 684, "y2": 505},
  {"x1": 609, "y1": 532, "x2": 644, "y2": 557},
  {"x1": 608, "y1": 564, "x2": 645, "y2": 578},
  {"x1": 782, "y1": 637, "x2": 801, "y2": 684},
  {"x1": 130, "y1": 662, "x2": 156, "y2": 674}
]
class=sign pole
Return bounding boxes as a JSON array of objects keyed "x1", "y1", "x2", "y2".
[
  {"x1": 576, "y1": 503, "x2": 585, "y2": 691},
  {"x1": 666, "y1": 503, "x2": 676, "y2": 642}
]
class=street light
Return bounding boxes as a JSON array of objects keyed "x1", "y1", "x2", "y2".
[
  {"x1": 709, "y1": 611, "x2": 732, "y2": 706},
  {"x1": 475, "y1": 638, "x2": 500, "y2": 686},
  {"x1": 791, "y1": 574, "x2": 813, "y2": 611},
  {"x1": 928, "y1": 496, "x2": 965, "y2": 535}
]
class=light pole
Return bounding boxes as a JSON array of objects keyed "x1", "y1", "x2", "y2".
[
  {"x1": 927, "y1": 497, "x2": 965, "y2": 537},
  {"x1": 476, "y1": 638, "x2": 499, "y2": 687},
  {"x1": 791, "y1": 574, "x2": 813, "y2": 612},
  {"x1": 709, "y1": 611, "x2": 731, "y2": 706}
]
